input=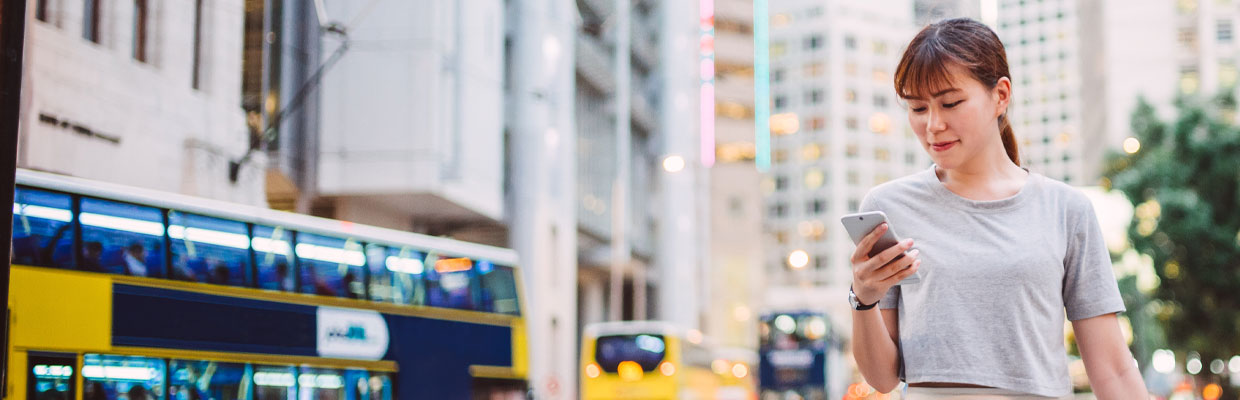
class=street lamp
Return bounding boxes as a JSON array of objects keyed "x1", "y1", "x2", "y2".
[{"x1": 788, "y1": 249, "x2": 809, "y2": 269}]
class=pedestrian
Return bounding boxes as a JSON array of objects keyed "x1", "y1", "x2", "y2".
[{"x1": 848, "y1": 18, "x2": 1148, "y2": 400}]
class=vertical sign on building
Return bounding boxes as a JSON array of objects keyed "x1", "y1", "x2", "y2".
[
  {"x1": 700, "y1": 0, "x2": 716, "y2": 167},
  {"x1": 753, "y1": 0, "x2": 771, "y2": 171}
]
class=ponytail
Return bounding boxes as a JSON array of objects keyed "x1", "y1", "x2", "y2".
[{"x1": 998, "y1": 114, "x2": 1020, "y2": 166}]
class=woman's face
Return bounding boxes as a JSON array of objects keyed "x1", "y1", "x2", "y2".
[{"x1": 904, "y1": 63, "x2": 1010, "y2": 170}]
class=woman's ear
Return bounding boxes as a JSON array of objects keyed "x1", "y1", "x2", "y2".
[{"x1": 994, "y1": 76, "x2": 1012, "y2": 119}]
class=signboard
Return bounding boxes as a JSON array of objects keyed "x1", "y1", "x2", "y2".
[{"x1": 316, "y1": 307, "x2": 390, "y2": 360}]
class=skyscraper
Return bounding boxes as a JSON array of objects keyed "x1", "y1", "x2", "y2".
[{"x1": 763, "y1": 0, "x2": 926, "y2": 332}]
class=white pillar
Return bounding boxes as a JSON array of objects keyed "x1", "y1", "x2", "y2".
[
  {"x1": 508, "y1": 0, "x2": 578, "y2": 398},
  {"x1": 655, "y1": 0, "x2": 702, "y2": 329}
]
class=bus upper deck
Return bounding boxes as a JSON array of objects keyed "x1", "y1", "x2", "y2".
[{"x1": 10, "y1": 168, "x2": 529, "y2": 399}]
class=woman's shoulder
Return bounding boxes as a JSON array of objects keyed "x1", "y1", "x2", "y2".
[
  {"x1": 861, "y1": 168, "x2": 935, "y2": 208},
  {"x1": 1030, "y1": 172, "x2": 1095, "y2": 214}
]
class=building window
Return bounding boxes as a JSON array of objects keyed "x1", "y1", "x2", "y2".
[
  {"x1": 875, "y1": 148, "x2": 890, "y2": 161},
  {"x1": 1221, "y1": 61, "x2": 1238, "y2": 88},
  {"x1": 1179, "y1": 27, "x2": 1197, "y2": 49},
  {"x1": 807, "y1": 199, "x2": 826, "y2": 215},
  {"x1": 774, "y1": 95, "x2": 788, "y2": 110},
  {"x1": 808, "y1": 117, "x2": 826, "y2": 131},
  {"x1": 805, "y1": 34, "x2": 823, "y2": 50},
  {"x1": 804, "y1": 62, "x2": 824, "y2": 77},
  {"x1": 844, "y1": 35, "x2": 857, "y2": 50},
  {"x1": 905, "y1": 152, "x2": 916, "y2": 165},
  {"x1": 804, "y1": 169, "x2": 825, "y2": 189},
  {"x1": 873, "y1": 95, "x2": 888, "y2": 108},
  {"x1": 36, "y1": 0, "x2": 50, "y2": 22},
  {"x1": 873, "y1": 41, "x2": 887, "y2": 55},
  {"x1": 192, "y1": 0, "x2": 205, "y2": 89},
  {"x1": 1180, "y1": 67, "x2": 1200, "y2": 94},
  {"x1": 773, "y1": 149, "x2": 789, "y2": 163},
  {"x1": 769, "y1": 203, "x2": 787, "y2": 218},
  {"x1": 1219, "y1": 20, "x2": 1233, "y2": 42},
  {"x1": 133, "y1": 0, "x2": 149, "y2": 62},
  {"x1": 83, "y1": 0, "x2": 102, "y2": 43},
  {"x1": 771, "y1": 41, "x2": 787, "y2": 58},
  {"x1": 872, "y1": 68, "x2": 888, "y2": 83},
  {"x1": 806, "y1": 89, "x2": 823, "y2": 105},
  {"x1": 801, "y1": 143, "x2": 822, "y2": 160},
  {"x1": 774, "y1": 175, "x2": 788, "y2": 191},
  {"x1": 845, "y1": 117, "x2": 858, "y2": 131},
  {"x1": 846, "y1": 171, "x2": 859, "y2": 185},
  {"x1": 845, "y1": 89, "x2": 857, "y2": 104},
  {"x1": 773, "y1": 69, "x2": 786, "y2": 83},
  {"x1": 848, "y1": 198, "x2": 859, "y2": 212}
]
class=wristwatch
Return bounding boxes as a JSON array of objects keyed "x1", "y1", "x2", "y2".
[{"x1": 849, "y1": 286, "x2": 879, "y2": 310}]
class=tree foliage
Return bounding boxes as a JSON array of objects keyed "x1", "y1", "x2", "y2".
[{"x1": 1103, "y1": 94, "x2": 1240, "y2": 364}]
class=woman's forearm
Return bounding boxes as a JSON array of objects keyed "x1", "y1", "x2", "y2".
[
  {"x1": 852, "y1": 308, "x2": 901, "y2": 393},
  {"x1": 1088, "y1": 361, "x2": 1148, "y2": 400}
]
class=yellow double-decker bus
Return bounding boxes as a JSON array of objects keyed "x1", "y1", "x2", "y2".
[
  {"x1": 580, "y1": 321, "x2": 719, "y2": 400},
  {"x1": 10, "y1": 169, "x2": 528, "y2": 400}
]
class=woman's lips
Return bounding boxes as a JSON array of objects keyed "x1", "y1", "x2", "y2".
[{"x1": 931, "y1": 140, "x2": 959, "y2": 152}]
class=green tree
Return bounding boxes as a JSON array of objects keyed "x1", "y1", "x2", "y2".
[{"x1": 1103, "y1": 94, "x2": 1240, "y2": 378}]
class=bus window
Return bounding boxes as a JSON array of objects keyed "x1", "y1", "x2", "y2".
[
  {"x1": 168, "y1": 360, "x2": 246, "y2": 400},
  {"x1": 425, "y1": 256, "x2": 479, "y2": 311},
  {"x1": 340, "y1": 370, "x2": 393, "y2": 400},
  {"x1": 11, "y1": 188, "x2": 74, "y2": 270},
  {"x1": 297, "y1": 367, "x2": 345, "y2": 400},
  {"x1": 295, "y1": 233, "x2": 366, "y2": 299},
  {"x1": 80, "y1": 198, "x2": 166, "y2": 278},
  {"x1": 361, "y1": 373, "x2": 393, "y2": 400},
  {"x1": 253, "y1": 225, "x2": 293, "y2": 292},
  {"x1": 252, "y1": 366, "x2": 296, "y2": 400},
  {"x1": 82, "y1": 354, "x2": 166, "y2": 400},
  {"x1": 595, "y1": 334, "x2": 666, "y2": 372},
  {"x1": 168, "y1": 212, "x2": 249, "y2": 287},
  {"x1": 28, "y1": 353, "x2": 76, "y2": 400},
  {"x1": 364, "y1": 245, "x2": 395, "y2": 303},
  {"x1": 373, "y1": 246, "x2": 426, "y2": 306},
  {"x1": 478, "y1": 263, "x2": 520, "y2": 315}
]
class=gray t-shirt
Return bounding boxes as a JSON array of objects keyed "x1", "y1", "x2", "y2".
[{"x1": 862, "y1": 164, "x2": 1126, "y2": 398}]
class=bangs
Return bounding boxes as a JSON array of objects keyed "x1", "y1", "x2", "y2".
[{"x1": 894, "y1": 35, "x2": 968, "y2": 99}]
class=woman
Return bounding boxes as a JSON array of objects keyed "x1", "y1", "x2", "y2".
[{"x1": 848, "y1": 18, "x2": 1148, "y2": 399}]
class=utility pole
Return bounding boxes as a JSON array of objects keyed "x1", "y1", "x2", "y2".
[{"x1": 0, "y1": 0, "x2": 30, "y2": 387}]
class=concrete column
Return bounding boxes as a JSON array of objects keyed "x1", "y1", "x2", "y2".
[
  {"x1": 508, "y1": 0, "x2": 578, "y2": 398},
  {"x1": 655, "y1": 0, "x2": 702, "y2": 329}
]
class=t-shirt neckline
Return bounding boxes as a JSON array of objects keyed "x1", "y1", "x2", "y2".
[{"x1": 921, "y1": 164, "x2": 1039, "y2": 212}]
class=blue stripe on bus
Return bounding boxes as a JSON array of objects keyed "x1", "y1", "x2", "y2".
[{"x1": 112, "y1": 284, "x2": 515, "y2": 399}]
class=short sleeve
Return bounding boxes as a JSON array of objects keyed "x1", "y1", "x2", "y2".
[
  {"x1": 1063, "y1": 196, "x2": 1126, "y2": 321},
  {"x1": 879, "y1": 285, "x2": 900, "y2": 309}
]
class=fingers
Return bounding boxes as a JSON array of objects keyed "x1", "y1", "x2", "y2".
[
  {"x1": 870, "y1": 238, "x2": 914, "y2": 268},
  {"x1": 850, "y1": 223, "x2": 889, "y2": 264},
  {"x1": 874, "y1": 249, "x2": 917, "y2": 280},
  {"x1": 878, "y1": 258, "x2": 921, "y2": 285}
]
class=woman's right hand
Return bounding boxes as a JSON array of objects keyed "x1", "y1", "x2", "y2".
[{"x1": 850, "y1": 223, "x2": 920, "y2": 306}]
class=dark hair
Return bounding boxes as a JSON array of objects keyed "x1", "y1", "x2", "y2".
[{"x1": 894, "y1": 18, "x2": 1019, "y2": 166}]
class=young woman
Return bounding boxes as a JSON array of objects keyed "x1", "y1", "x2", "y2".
[{"x1": 848, "y1": 19, "x2": 1148, "y2": 399}]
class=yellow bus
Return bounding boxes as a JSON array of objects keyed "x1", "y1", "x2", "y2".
[
  {"x1": 712, "y1": 347, "x2": 758, "y2": 400},
  {"x1": 580, "y1": 321, "x2": 719, "y2": 400},
  {"x1": 10, "y1": 169, "x2": 529, "y2": 400}
]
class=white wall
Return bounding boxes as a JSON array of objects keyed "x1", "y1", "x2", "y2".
[
  {"x1": 317, "y1": 0, "x2": 505, "y2": 221},
  {"x1": 21, "y1": 0, "x2": 260, "y2": 205}
]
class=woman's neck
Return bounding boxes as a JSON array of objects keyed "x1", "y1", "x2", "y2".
[{"x1": 936, "y1": 148, "x2": 1028, "y2": 200}]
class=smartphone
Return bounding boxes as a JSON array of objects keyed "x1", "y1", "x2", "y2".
[{"x1": 840, "y1": 211, "x2": 921, "y2": 285}]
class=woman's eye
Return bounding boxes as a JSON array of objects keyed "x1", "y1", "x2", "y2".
[
  {"x1": 911, "y1": 106, "x2": 927, "y2": 113},
  {"x1": 943, "y1": 100, "x2": 964, "y2": 108}
]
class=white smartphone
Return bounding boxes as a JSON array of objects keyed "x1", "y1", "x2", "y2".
[{"x1": 840, "y1": 211, "x2": 921, "y2": 285}]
